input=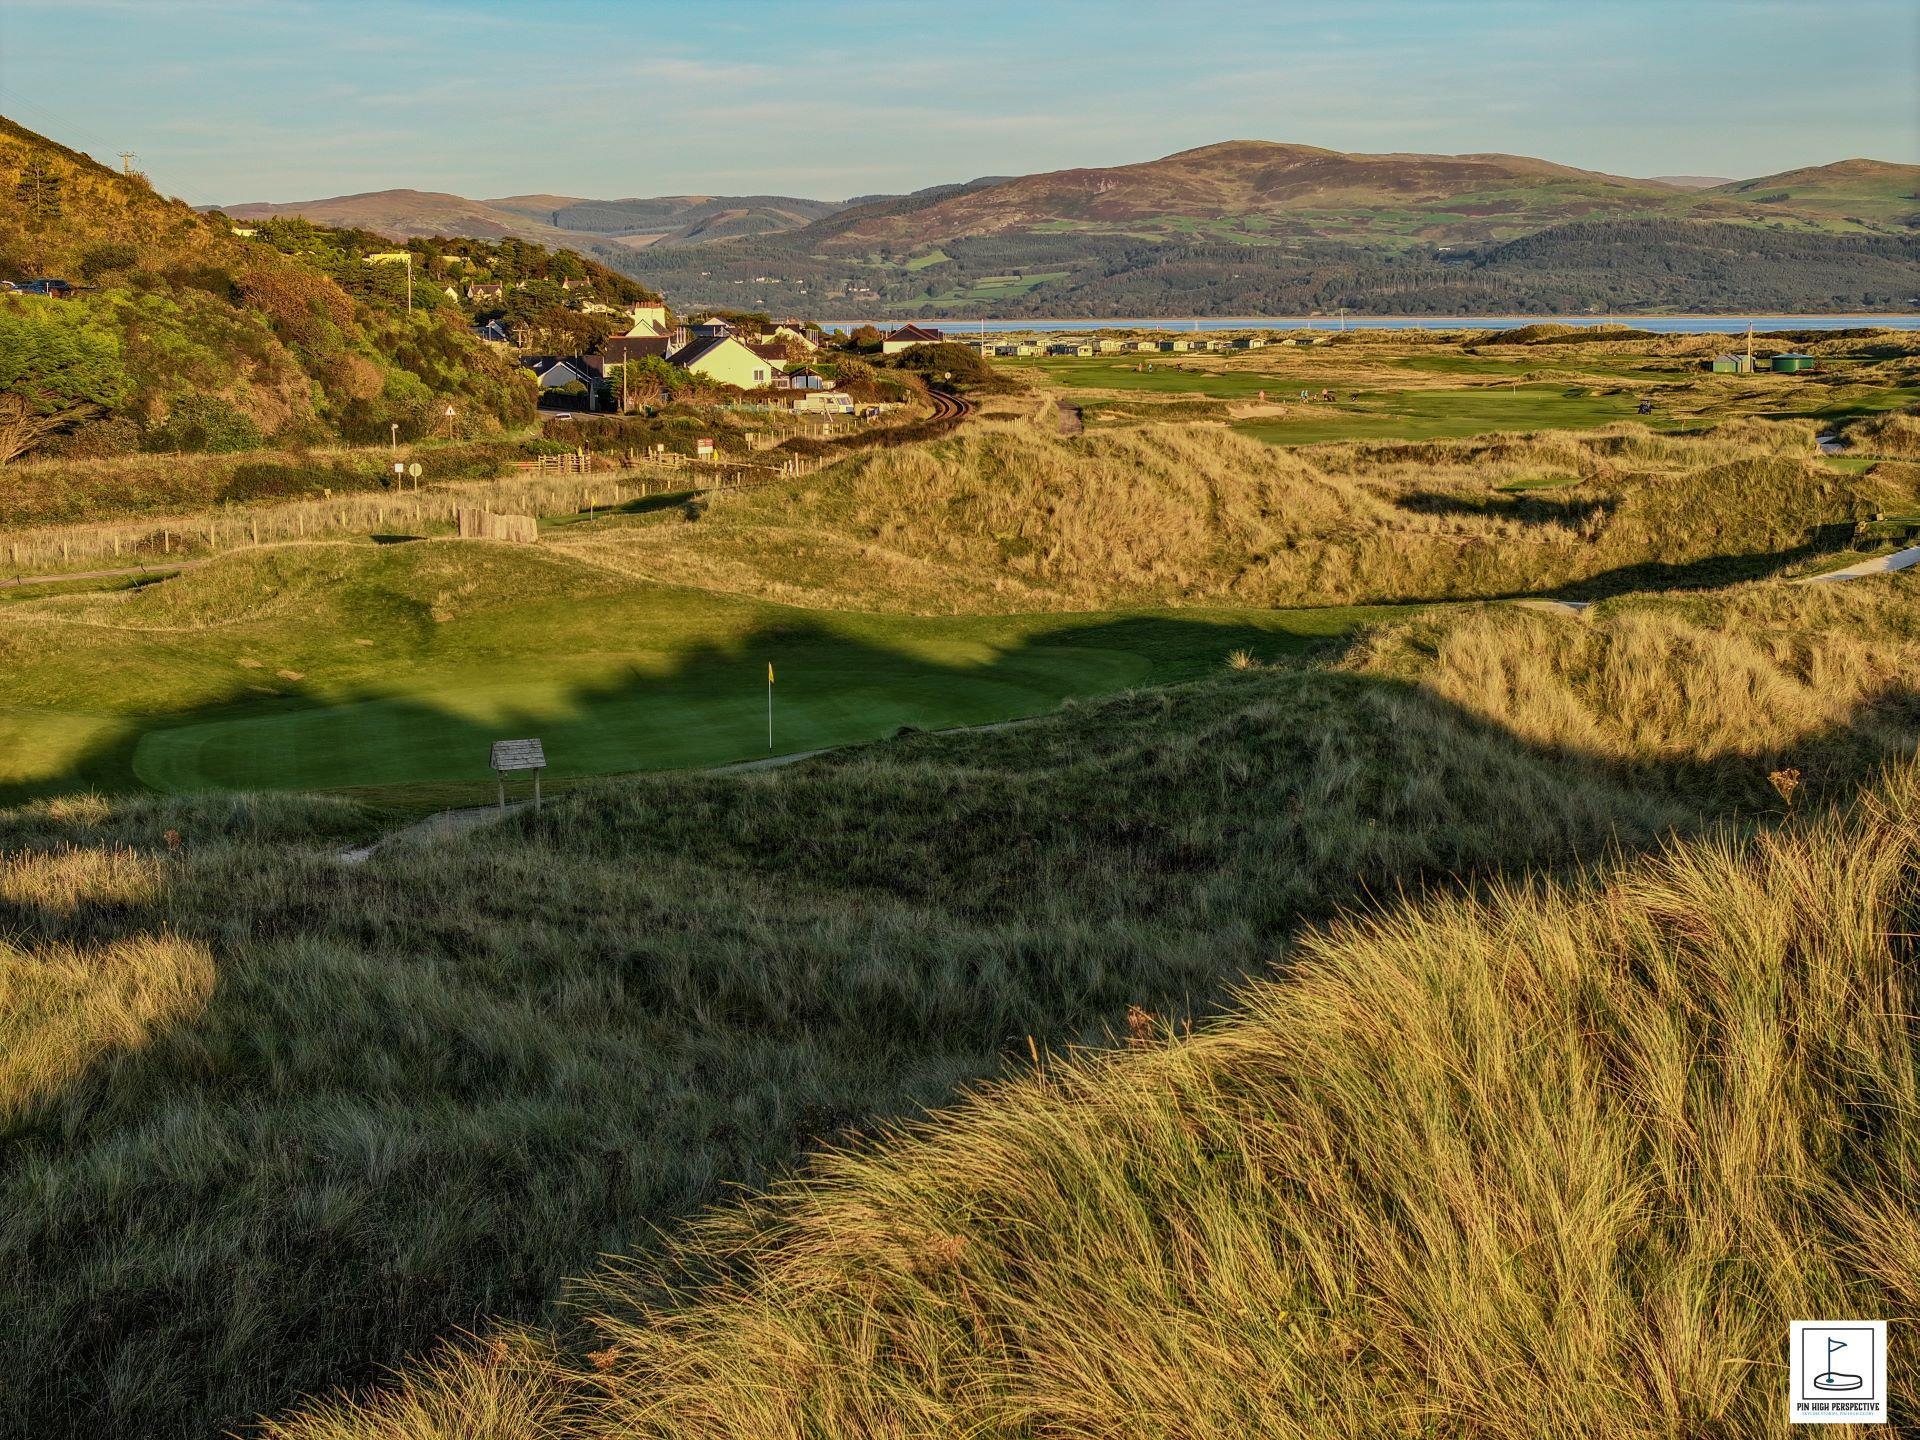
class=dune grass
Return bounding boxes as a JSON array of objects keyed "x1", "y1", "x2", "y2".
[
  {"x1": 2, "y1": 574, "x2": 1917, "y2": 1438},
  {"x1": 269, "y1": 758, "x2": 1920, "y2": 1440},
  {"x1": 582, "y1": 415, "x2": 1914, "y2": 613}
]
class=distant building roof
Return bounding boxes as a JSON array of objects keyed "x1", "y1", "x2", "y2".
[
  {"x1": 884, "y1": 324, "x2": 944, "y2": 344},
  {"x1": 522, "y1": 355, "x2": 595, "y2": 387},
  {"x1": 597, "y1": 335, "x2": 674, "y2": 364}
]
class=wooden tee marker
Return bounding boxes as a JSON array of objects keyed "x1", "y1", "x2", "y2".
[{"x1": 490, "y1": 738, "x2": 546, "y2": 812}]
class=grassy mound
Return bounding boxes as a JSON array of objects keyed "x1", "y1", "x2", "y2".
[
  {"x1": 1842, "y1": 407, "x2": 1920, "y2": 457},
  {"x1": 273, "y1": 761, "x2": 1920, "y2": 1439},
  {"x1": 576, "y1": 417, "x2": 1908, "y2": 612},
  {"x1": 3, "y1": 576, "x2": 1917, "y2": 1438}
]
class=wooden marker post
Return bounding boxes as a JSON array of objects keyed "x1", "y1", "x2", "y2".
[{"x1": 490, "y1": 737, "x2": 546, "y2": 812}]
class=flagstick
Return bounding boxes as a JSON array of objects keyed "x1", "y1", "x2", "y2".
[{"x1": 767, "y1": 667, "x2": 773, "y2": 750}]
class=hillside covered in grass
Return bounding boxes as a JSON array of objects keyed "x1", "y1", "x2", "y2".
[
  {"x1": 272, "y1": 760, "x2": 1920, "y2": 1440},
  {"x1": 568, "y1": 416, "x2": 1917, "y2": 611},
  {"x1": 4, "y1": 572, "x2": 1918, "y2": 1438},
  {"x1": 0, "y1": 116, "x2": 534, "y2": 461}
]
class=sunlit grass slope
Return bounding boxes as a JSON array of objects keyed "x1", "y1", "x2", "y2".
[
  {"x1": 576, "y1": 416, "x2": 1916, "y2": 612},
  {"x1": 2, "y1": 573, "x2": 1916, "y2": 1438},
  {"x1": 273, "y1": 759, "x2": 1920, "y2": 1440}
]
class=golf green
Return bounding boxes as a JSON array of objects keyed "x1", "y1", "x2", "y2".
[{"x1": 0, "y1": 542, "x2": 1398, "y2": 802}]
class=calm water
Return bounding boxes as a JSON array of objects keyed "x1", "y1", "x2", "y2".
[{"x1": 824, "y1": 314, "x2": 1920, "y2": 335}]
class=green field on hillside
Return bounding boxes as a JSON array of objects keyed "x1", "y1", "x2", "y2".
[{"x1": 0, "y1": 543, "x2": 1395, "y2": 805}]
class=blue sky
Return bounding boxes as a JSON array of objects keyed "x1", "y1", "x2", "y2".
[{"x1": 1, "y1": 0, "x2": 1912, "y2": 204}]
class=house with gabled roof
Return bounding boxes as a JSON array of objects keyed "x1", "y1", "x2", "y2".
[
  {"x1": 880, "y1": 323, "x2": 944, "y2": 355},
  {"x1": 669, "y1": 334, "x2": 778, "y2": 389}
]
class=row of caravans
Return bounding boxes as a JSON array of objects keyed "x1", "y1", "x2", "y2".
[{"x1": 977, "y1": 334, "x2": 1328, "y2": 358}]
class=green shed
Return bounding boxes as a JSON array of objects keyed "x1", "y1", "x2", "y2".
[{"x1": 1771, "y1": 353, "x2": 1816, "y2": 373}]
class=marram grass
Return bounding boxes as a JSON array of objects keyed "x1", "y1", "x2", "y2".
[{"x1": 266, "y1": 760, "x2": 1920, "y2": 1439}]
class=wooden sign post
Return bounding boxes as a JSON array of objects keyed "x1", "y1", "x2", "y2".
[{"x1": 490, "y1": 738, "x2": 546, "y2": 812}]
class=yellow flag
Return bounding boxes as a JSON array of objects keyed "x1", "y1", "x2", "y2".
[{"x1": 767, "y1": 662, "x2": 775, "y2": 684}]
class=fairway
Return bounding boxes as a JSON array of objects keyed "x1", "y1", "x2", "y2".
[
  {"x1": 1233, "y1": 384, "x2": 1657, "y2": 444},
  {"x1": 0, "y1": 542, "x2": 1397, "y2": 803},
  {"x1": 1008, "y1": 358, "x2": 1665, "y2": 442}
]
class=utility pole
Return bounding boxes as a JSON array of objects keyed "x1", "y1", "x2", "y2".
[{"x1": 117, "y1": 151, "x2": 136, "y2": 176}]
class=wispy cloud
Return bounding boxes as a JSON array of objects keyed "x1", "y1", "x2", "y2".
[{"x1": 2, "y1": 0, "x2": 1909, "y2": 202}]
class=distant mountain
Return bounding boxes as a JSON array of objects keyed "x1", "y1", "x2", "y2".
[
  {"x1": 809, "y1": 142, "x2": 1691, "y2": 250},
  {"x1": 218, "y1": 189, "x2": 851, "y2": 250},
  {"x1": 219, "y1": 144, "x2": 1920, "y2": 320},
  {"x1": 486, "y1": 193, "x2": 845, "y2": 247},
  {"x1": 801, "y1": 143, "x2": 1920, "y2": 255},
  {"x1": 1707, "y1": 158, "x2": 1920, "y2": 227},
  {"x1": 219, "y1": 189, "x2": 589, "y2": 245}
]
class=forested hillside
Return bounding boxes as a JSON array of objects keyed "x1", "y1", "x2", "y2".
[
  {"x1": 624, "y1": 218, "x2": 1920, "y2": 318},
  {"x1": 0, "y1": 117, "x2": 536, "y2": 462}
]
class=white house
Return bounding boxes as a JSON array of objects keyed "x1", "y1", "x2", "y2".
[
  {"x1": 669, "y1": 334, "x2": 777, "y2": 389},
  {"x1": 880, "y1": 323, "x2": 944, "y2": 355}
]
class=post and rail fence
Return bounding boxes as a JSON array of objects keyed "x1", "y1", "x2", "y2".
[{"x1": 2, "y1": 450, "x2": 822, "y2": 580}]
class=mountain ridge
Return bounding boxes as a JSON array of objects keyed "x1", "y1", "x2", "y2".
[
  {"x1": 216, "y1": 142, "x2": 1918, "y2": 255},
  {"x1": 212, "y1": 141, "x2": 1919, "y2": 318}
]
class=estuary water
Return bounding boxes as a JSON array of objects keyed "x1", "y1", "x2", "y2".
[{"x1": 823, "y1": 314, "x2": 1920, "y2": 334}]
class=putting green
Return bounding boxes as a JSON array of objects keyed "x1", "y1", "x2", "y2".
[
  {"x1": 128, "y1": 643, "x2": 1152, "y2": 792},
  {"x1": 0, "y1": 541, "x2": 1399, "y2": 802}
]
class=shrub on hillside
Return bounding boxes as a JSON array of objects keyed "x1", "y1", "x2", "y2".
[
  {"x1": 0, "y1": 297, "x2": 128, "y2": 462},
  {"x1": 889, "y1": 340, "x2": 1018, "y2": 392},
  {"x1": 77, "y1": 242, "x2": 139, "y2": 282},
  {"x1": 238, "y1": 263, "x2": 354, "y2": 355},
  {"x1": 147, "y1": 393, "x2": 264, "y2": 454},
  {"x1": 37, "y1": 414, "x2": 141, "y2": 459}
]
